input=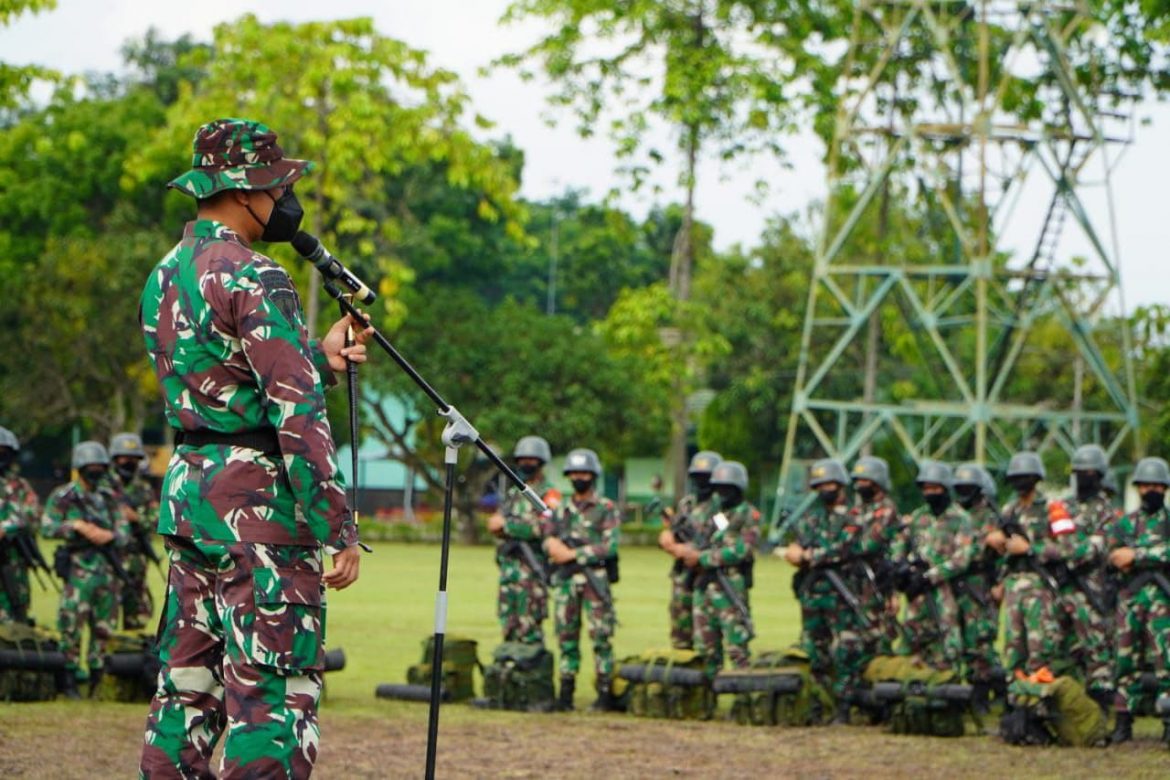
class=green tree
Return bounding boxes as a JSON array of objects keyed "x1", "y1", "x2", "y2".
[
  {"x1": 0, "y1": 0, "x2": 57, "y2": 112},
  {"x1": 499, "y1": 0, "x2": 827, "y2": 498},
  {"x1": 365, "y1": 289, "x2": 669, "y2": 540},
  {"x1": 128, "y1": 15, "x2": 525, "y2": 335}
]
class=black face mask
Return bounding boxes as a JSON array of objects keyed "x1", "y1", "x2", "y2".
[
  {"x1": 516, "y1": 463, "x2": 539, "y2": 480},
  {"x1": 81, "y1": 467, "x2": 106, "y2": 486},
  {"x1": 715, "y1": 487, "x2": 742, "y2": 508},
  {"x1": 855, "y1": 485, "x2": 877, "y2": 503},
  {"x1": 955, "y1": 485, "x2": 980, "y2": 509},
  {"x1": 1141, "y1": 490, "x2": 1165, "y2": 513},
  {"x1": 248, "y1": 189, "x2": 304, "y2": 243},
  {"x1": 924, "y1": 492, "x2": 951, "y2": 515},
  {"x1": 570, "y1": 478, "x2": 594, "y2": 495},
  {"x1": 818, "y1": 487, "x2": 840, "y2": 507},
  {"x1": 115, "y1": 462, "x2": 138, "y2": 483},
  {"x1": 693, "y1": 475, "x2": 713, "y2": 502},
  {"x1": 1075, "y1": 472, "x2": 1101, "y2": 501},
  {"x1": 1009, "y1": 476, "x2": 1039, "y2": 496},
  {"x1": 0, "y1": 451, "x2": 13, "y2": 473}
]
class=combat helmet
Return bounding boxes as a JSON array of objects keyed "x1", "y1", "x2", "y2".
[
  {"x1": 109, "y1": 432, "x2": 147, "y2": 459},
  {"x1": 850, "y1": 456, "x2": 891, "y2": 494},
  {"x1": 953, "y1": 463, "x2": 988, "y2": 490},
  {"x1": 513, "y1": 435, "x2": 552, "y2": 464},
  {"x1": 1006, "y1": 451, "x2": 1046, "y2": 481},
  {"x1": 0, "y1": 426, "x2": 18, "y2": 452},
  {"x1": 710, "y1": 461, "x2": 749, "y2": 491},
  {"x1": 72, "y1": 441, "x2": 110, "y2": 470},
  {"x1": 1132, "y1": 457, "x2": 1170, "y2": 487},
  {"x1": 688, "y1": 451, "x2": 723, "y2": 476},
  {"x1": 916, "y1": 460, "x2": 953, "y2": 489},
  {"x1": 808, "y1": 459, "x2": 849, "y2": 488},
  {"x1": 1071, "y1": 444, "x2": 1109, "y2": 474},
  {"x1": 562, "y1": 448, "x2": 603, "y2": 477}
]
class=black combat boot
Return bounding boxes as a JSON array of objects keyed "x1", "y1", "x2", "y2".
[
  {"x1": 87, "y1": 668, "x2": 104, "y2": 699},
  {"x1": 1088, "y1": 688, "x2": 1115, "y2": 717},
  {"x1": 557, "y1": 676, "x2": 575, "y2": 712},
  {"x1": 1110, "y1": 711, "x2": 1133, "y2": 745},
  {"x1": 831, "y1": 700, "x2": 851, "y2": 726},
  {"x1": 60, "y1": 673, "x2": 82, "y2": 701},
  {"x1": 589, "y1": 676, "x2": 616, "y2": 712},
  {"x1": 971, "y1": 679, "x2": 992, "y2": 716},
  {"x1": 1161, "y1": 719, "x2": 1170, "y2": 748}
]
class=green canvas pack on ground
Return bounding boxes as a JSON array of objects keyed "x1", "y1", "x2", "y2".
[
  {"x1": 722, "y1": 647, "x2": 832, "y2": 727},
  {"x1": 481, "y1": 641, "x2": 555, "y2": 712},
  {"x1": 863, "y1": 655, "x2": 968, "y2": 737},
  {"x1": 95, "y1": 629, "x2": 158, "y2": 703},
  {"x1": 618, "y1": 648, "x2": 714, "y2": 721},
  {"x1": 1002, "y1": 675, "x2": 1109, "y2": 747},
  {"x1": 0, "y1": 621, "x2": 61, "y2": 702},
  {"x1": 406, "y1": 635, "x2": 480, "y2": 702}
]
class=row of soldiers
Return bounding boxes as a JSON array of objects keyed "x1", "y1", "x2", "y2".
[
  {"x1": 0, "y1": 428, "x2": 160, "y2": 698},
  {"x1": 487, "y1": 439, "x2": 761, "y2": 710},
  {"x1": 781, "y1": 446, "x2": 1169, "y2": 744}
]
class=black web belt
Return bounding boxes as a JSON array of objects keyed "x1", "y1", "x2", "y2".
[{"x1": 173, "y1": 427, "x2": 281, "y2": 456}]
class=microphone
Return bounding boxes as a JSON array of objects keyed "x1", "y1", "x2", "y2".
[{"x1": 291, "y1": 231, "x2": 377, "y2": 305}]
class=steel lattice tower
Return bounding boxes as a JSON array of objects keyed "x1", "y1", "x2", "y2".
[{"x1": 771, "y1": 0, "x2": 1140, "y2": 534}]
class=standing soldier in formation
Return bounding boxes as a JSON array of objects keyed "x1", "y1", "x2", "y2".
[
  {"x1": 138, "y1": 118, "x2": 368, "y2": 777},
  {"x1": 108, "y1": 432, "x2": 159, "y2": 630},
  {"x1": 658, "y1": 450, "x2": 721, "y2": 650},
  {"x1": 1106, "y1": 457, "x2": 1170, "y2": 745},
  {"x1": 544, "y1": 448, "x2": 620, "y2": 711},
  {"x1": 849, "y1": 456, "x2": 901, "y2": 657},
  {"x1": 487, "y1": 435, "x2": 561, "y2": 645},
  {"x1": 889, "y1": 461, "x2": 974, "y2": 671},
  {"x1": 0, "y1": 426, "x2": 41, "y2": 624},
  {"x1": 41, "y1": 441, "x2": 129, "y2": 699},
  {"x1": 1057, "y1": 443, "x2": 1118, "y2": 714},
  {"x1": 951, "y1": 463, "x2": 1004, "y2": 712},
  {"x1": 784, "y1": 459, "x2": 865, "y2": 723},
  {"x1": 990, "y1": 451, "x2": 1062, "y2": 678},
  {"x1": 682, "y1": 460, "x2": 759, "y2": 680}
]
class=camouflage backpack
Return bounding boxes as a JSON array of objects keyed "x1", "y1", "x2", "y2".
[
  {"x1": 480, "y1": 642, "x2": 555, "y2": 712},
  {"x1": 716, "y1": 647, "x2": 833, "y2": 727},
  {"x1": 616, "y1": 648, "x2": 715, "y2": 720},
  {"x1": 862, "y1": 655, "x2": 970, "y2": 737},
  {"x1": 1001, "y1": 675, "x2": 1110, "y2": 747},
  {"x1": 406, "y1": 635, "x2": 480, "y2": 703},
  {"x1": 94, "y1": 629, "x2": 159, "y2": 703},
  {"x1": 0, "y1": 621, "x2": 63, "y2": 702}
]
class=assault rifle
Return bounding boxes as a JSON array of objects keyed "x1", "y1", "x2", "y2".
[
  {"x1": 499, "y1": 539, "x2": 549, "y2": 587},
  {"x1": 0, "y1": 558, "x2": 27, "y2": 622},
  {"x1": 993, "y1": 504, "x2": 1063, "y2": 593},
  {"x1": 552, "y1": 510, "x2": 614, "y2": 611},
  {"x1": 795, "y1": 533, "x2": 871, "y2": 629},
  {"x1": 6, "y1": 530, "x2": 59, "y2": 593},
  {"x1": 128, "y1": 519, "x2": 165, "y2": 578},
  {"x1": 690, "y1": 505, "x2": 756, "y2": 636}
]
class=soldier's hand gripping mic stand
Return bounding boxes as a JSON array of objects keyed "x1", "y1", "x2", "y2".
[{"x1": 302, "y1": 233, "x2": 549, "y2": 780}]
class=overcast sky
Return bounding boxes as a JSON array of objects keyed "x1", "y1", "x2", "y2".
[{"x1": 2, "y1": 0, "x2": 1166, "y2": 311}]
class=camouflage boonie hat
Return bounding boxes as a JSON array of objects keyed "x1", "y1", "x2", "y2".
[{"x1": 167, "y1": 118, "x2": 313, "y2": 199}]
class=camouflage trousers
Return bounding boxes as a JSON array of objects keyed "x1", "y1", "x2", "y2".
[
  {"x1": 669, "y1": 564, "x2": 694, "y2": 650},
  {"x1": 799, "y1": 581, "x2": 868, "y2": 699},
  {"x1": 860, "y1": 593, "x2": 900, "y2": 658},
  {"x1": 552, "y1": 569, "x2": 614, "y2": 686},
  {"x1": 901, "y1": 585, "x2": 962, "y2": 671},
  {"x1": 58, "y1": 558, "x2": 120, "y2": 674},
  {"x1": 121, "y1": 551, "x2": 155, "y2": 631},
  {"x1": 140, "y1": 536, "x2": 326, "y2": 780},
  {"x1": 497, "y1": 555, "x2": 547, "y2": 645},
  {"x1": 1057, "y1": 585, "x2": 1113, "y2": 695},
  {"x1": 692, "y1": 569, "x2": 752, "y2": 680},
  {"x1": 1114, "y1": 583, "x2": 1170, "y2": 712},
  {"x1": 1003, "y1": 572, "x2": 1061, "y2": 676},
  {"x1": 956, "y1": 587, "x2": 1001, "y2": 683},
  {"x1": 0, "y1": 558, "x2": 31, "y2": 623}
]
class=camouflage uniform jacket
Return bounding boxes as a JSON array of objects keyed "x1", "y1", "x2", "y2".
[
  {"x1": 695, "y1": 500, "x2": 759, "y2": 572},
  {"x1": 1106, "y1": 506, "x2": 1170, "y2": 579},
  {"x1": 963, "y1": 502, "x2": 1004, "y2": 587},
  {"x1": 500, "y1": 478, "x2": 561, "y2": 543},
  {"x1": 998, "y1": 493, "x2": 1061, "y2": 581},
  {"x1": 890, "y1": 504, "x2": 975, "y2": 586},
  {"x1": 791, "y1": 503, "x2": 861, "y2": 595},
  {"x1": 1040, "y1": 494, "x2": 1107, "y2": 572},
  {"x1": 545, "y1": 493, "x2": 620, "y2": 581},
  {"x1": 0, "y1": 471, "x2": 40, "y2": 537},
  {"x1": 41, "y1": 481, "x2": 130, "y2": 571},
  {"x1": 140, "y1": 219, "x2": 356, "y2": 550}
]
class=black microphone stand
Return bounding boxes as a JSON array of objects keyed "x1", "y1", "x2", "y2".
[{"x1": 319, "y1": 277, "x2": 548, "y2": 780}]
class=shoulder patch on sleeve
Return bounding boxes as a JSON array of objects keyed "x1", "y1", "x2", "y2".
[{"x1": 257, "y1": 266, "x2": 303, "y2": 325}]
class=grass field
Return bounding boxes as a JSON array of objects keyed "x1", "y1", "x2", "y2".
[{"x1": 1, "y1": 541, "x2": 1168, "y2": 778}]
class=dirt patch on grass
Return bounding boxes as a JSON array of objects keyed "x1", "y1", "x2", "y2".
[{"x1": 2, "y1": 702, "x2": 1168, "y2": 778}]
